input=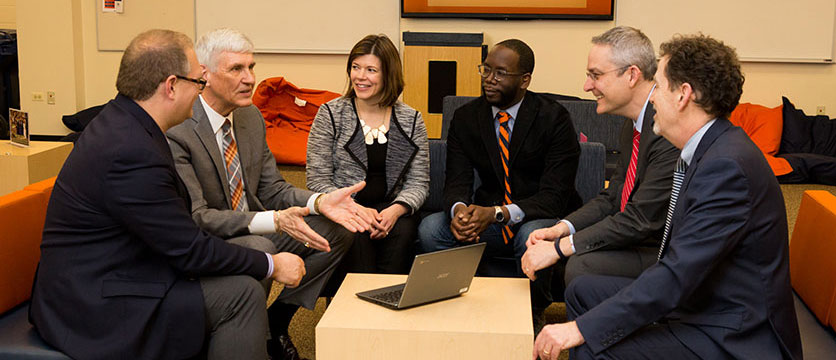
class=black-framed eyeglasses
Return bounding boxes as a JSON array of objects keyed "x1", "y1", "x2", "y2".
[
  {"x1": 585, "y1": 65, "x2": 630, "y2": 82},
  {"x1": 175, "y1": 75, "x2": 207, "y2": 90},
  {"x1": 477, "y1": 64, "x2": 528, "y2": 82}
]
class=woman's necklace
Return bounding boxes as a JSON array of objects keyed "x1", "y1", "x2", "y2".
[{"x1": 358, "y1": 107, "x2": 389, "y2": 145}]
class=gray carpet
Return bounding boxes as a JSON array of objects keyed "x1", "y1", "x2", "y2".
[{"x1": 274, "y1": 164, "x2": 836, "y2": 359}]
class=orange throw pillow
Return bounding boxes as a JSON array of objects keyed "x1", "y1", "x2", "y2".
[{"x1": 730, "y1": 103, "x2": 793, "y2": 176}]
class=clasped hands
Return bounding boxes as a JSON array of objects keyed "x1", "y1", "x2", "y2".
[
  {"x1": 450, "y1": 204, "x2": 506, "y2": 242},
  {"x1": 356, "y1": 203, "x2": 409, "y2": 240},
  {"x1": 521, "y1": 222, "x2": 575, "y2": 280},
  {"x1": 273, "y1": 181, "x2": 374, "y2": 252}
]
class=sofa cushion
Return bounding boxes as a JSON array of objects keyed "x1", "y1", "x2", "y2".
[
  {"x1": 789, "y1": 190, "x2": 836, "y2": 327},
  {"x1": 0, "y1": 304, "x2": 70, "y2": 359},
  {"x1": 0, "y1": 190, "x2": 47, "y2": 314},
  {"x1": 780, "y1": 96, "x2": 836, "y2": 156}
]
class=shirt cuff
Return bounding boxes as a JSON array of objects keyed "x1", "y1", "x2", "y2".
[
  {"x1": 560, "y1": 219, "x2": 577, "y2": 235},
  {"x1": 569, "y1": 234, "x2": 576, "y2": 253},
  {"x1": 450, "y1": 201, "x2": 467, "y2": 218},
  {"x1": 307, "y1": 193, "x2": 322, "y2": 215},
  {"x1": 248, "y1": 211, "x2": 278, "y2": 235},
  {"x1": 264, "y1": 253, "x2": 274, "y2": 279},
  {"x1": 505, "y1": 204, "x2": 524, "y2": 225}
]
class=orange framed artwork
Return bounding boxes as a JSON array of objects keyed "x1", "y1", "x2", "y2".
[{"x1": 401, "y1": 0, "x2": 613, "y2": 20}]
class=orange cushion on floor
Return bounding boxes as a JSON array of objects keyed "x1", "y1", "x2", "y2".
[
  {"x1": 0, "y1": 189, "x2": 48, "y2": 314},
  {"x1": 730, "y1": 103, "x2": 792, "y2": 176},
  {"x1": 789, "y1": 190, "x2": 836, "y2": 328}
]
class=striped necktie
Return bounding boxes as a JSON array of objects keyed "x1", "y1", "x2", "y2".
[
  {"x1": 658, "y1": 157, "x2": 687, "y2": 260},
  {"x1": 221, "y1": 119, "x2": 246, "y2": 211},
  {"x1": 620, "y1": 129, "x2": 640, "y2": 211},
  {"x1": 497, "y1": 111, "x2": 514, "y2": 244}
]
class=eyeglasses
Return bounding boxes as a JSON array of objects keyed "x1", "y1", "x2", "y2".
[
  {"x1": 175, "y1": 75, "x2": 207, "y2": 91},
  {"x1": 585, "y1": 65, "x2": 630, "y2": 82},
  {"x1": 477, "y1": 64, "x2": 528, "y2": 82}
]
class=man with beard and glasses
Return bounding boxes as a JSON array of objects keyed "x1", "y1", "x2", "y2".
[{"x1": 417, "y1": 39, "x2": 581, "y2": 307}]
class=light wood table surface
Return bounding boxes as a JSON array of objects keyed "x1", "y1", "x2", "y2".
[{"x1": 316, "y1": 273, "x2": 533, "y2": 360}]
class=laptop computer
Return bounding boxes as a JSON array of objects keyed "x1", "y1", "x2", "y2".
[{"x1": 356, "y1": 242, "x2": 486, "y2": 310}]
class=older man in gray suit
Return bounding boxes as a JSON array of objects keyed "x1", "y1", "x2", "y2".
[{"x1": 167, "y1": 28, "x2": 372, "y2": 360}]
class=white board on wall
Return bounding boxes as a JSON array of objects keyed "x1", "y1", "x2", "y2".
[
  {"x1": 616, "y1": 0, "x2": 836, "y2": 63},
  {"x1": 195, "y1": 0, "x2": 400, "y2": 54}
]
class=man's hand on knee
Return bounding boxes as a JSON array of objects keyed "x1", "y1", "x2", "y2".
[
  {"x1": 533, "y1": 321, "x2": 584, "y2": 360},
  {"x1": 275, "y1": 207, "x2": 331, "y2": 252},
  {"x1": 271, "y1": 252, "x2": 306, "y2": 288}
]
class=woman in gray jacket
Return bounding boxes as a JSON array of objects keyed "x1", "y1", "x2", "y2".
[{"x1": 307, "y1": 34, "x2": 429, "y2": 274}]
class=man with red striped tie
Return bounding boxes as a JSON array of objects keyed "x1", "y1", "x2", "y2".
[
  {"x1": 417, "y1": 39, "x2": 582, "y2": 314},
  {"x1": 521, "y1": 26, "x2": 680, "y2": 332}
]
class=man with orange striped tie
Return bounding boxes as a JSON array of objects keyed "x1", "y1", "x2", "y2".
[
  {"x1": 417, "y1": 39, "x2": 581, "y2": 314},
  {"x1": 167, "y1": 29, "x2": 374, "y2": 360},
  {"x1": 521, "y1": 26, "x2": 679, "y2": 333}
]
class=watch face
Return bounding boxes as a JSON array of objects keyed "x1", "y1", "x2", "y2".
[{"x1": 495, "y1": 207, "x2": 504, "y2": 222}]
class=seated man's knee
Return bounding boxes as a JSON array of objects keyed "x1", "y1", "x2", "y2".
[
  {"x1": 227, "y1": 235, "x2": 277, "y2": 254},
  {"x1": 417, "y1": 212, "x2": 452, "y2": 253}
]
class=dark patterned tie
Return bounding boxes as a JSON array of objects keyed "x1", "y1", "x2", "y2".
[
  {"x1": 658, "y1": 157, "x2": 687, "y2": 260},
  {"x1": 620, "y1": 129, "x2": 640, "y2": 211},
  {"x1": 497, "y1": 111, "x2": 514, "y2": 244},
  {"x1": 221, "y1": 119, "x2": 246, "y2": 211}
]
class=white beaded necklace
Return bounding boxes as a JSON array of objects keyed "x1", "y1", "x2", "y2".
[{"x1": 359, "y1": 118, "x2": 388, "y2": 145}]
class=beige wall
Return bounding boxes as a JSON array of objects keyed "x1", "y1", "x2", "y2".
[
  {"x1": 0, "y1": 0, "x2": 14, "y2": 29},
  {"x1": 15, "y1": 3, "x2": 836, "y2": 135}
]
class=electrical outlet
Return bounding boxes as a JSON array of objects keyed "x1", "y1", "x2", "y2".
[
  {"x1": 816, "y1": 106, "x2": 826, "y2": 115},
  {"x1": 32, "y1": 92, "x2": 45, "y2": 102},
  {"x1": 47, "y1": 91, "x2": 56, "y2": 105}
]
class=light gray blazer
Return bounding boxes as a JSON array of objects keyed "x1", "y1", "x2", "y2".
[
  {"x1": 306, "y1": 97, "x2": 429, "y2": 213},
  {"x1": 167, "y1": 100, "x2": 312, "y2": 238}
]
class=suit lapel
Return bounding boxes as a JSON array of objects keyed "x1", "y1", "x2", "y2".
[
  {"x1": 385, "y1": 108, "x2": 419, "y2": 199},
  {"x1": 634, "y1": 104, "x2": 657, "y2": 186},
  {"x1": 507, "y1": 92, "x2": 536, "y2": 168},
  {"x1": 191, "y1": 101, "x2": 233, "y2": 207},
  {"x1": 343, "y1": 99, "x2": 367, "y2": 171},
  {"x1": 478, "y1": 100, "x2": 504, "y2": 185}
]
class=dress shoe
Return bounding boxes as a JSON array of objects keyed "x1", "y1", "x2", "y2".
[{"x1": 267, "y1": 334, "x2": 309, "y2": 360}]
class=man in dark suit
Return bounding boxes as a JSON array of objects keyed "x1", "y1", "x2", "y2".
[
  {"x1": 166, "y1": 28, "x2": 371, "y2": 360},
  {"x1": 29, "y1": 29, "x2": 306, "y2": 360},
  {"x1": 417, "y1": 39, "x2": 581, "y2": 286},
  {"x1": 532, "y1": 35, "x2": 802, "y2": 360},
  {"x1": 521, "y1": 26, "x2": 679, "y2": 322}
]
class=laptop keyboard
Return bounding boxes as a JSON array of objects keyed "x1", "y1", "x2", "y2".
[{"x1": 370, "y1": 288, "x2": 403, "y2": 304}]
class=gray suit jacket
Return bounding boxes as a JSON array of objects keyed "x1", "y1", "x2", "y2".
[
  {"x1": 166, "y1": 99, "x2": 312, "y2": 238},
  {"x1": 564, "y1": 104, "x2": 680, "y2": 253}
]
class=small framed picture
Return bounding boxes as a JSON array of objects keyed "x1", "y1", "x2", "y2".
[{"x1": 9, "y1": 108, "x2": 29, "y2": 147}]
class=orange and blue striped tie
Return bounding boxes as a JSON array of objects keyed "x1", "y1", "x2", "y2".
[
  {"x1": 497, "y1": 111, "x2": 514, "y2": 244},
  {"x1": 221, "y1": 119, "x2": 246, "y2": 211}
]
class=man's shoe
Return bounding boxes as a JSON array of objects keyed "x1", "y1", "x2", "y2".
[{"x1": 267, "y1": 334, "x2": 308, "y2": 360}]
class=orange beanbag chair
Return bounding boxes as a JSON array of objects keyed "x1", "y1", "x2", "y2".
[{"x1": 252, "y1": 77, "x2": 341, "y2": 166}]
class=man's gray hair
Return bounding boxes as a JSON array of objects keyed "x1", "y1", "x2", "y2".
[
  {"x1": 592, "y1": 26, "x2": 656, "y2": 81},
  {"x1": 195, "y1": 28, "x2": 254, "y2": 71}
]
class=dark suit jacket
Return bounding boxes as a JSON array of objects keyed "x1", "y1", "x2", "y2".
[
  {"x1": 166, "y1": 100, "x2": 312, "y2": 238},
  {"x1": 443, "y1": 91, "x2": 581, "y2": 221},
  {"x1": 575, "y1": 119, "x2": 802, "y2": 359},
  {"x1": 564, "y1": 104, "x2": 680, "y2": 253},
  {"x1": 29, "y1": 94, "x2": 269, "y2": 360}
]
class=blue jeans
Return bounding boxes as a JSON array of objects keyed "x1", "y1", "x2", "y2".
[{"x1": 417, "y1": 212, "x2": 557, "y2": 271}]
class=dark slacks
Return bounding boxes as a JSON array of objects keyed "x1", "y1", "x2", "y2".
[{"x1": 565, "y1": 275, "x2": 704, "y2": 360}]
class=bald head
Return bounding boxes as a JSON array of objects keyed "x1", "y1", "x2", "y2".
[{"x1": 116, "y1": 29, "x2": 193, "y2": 101}]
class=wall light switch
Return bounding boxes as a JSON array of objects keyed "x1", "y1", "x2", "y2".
[
  {"x1": 32, "y1": 92, "x2": 45, "y2": 102},
  {"x1": 47, "y1": 91, "x2": 56, "y2": 105},
  {"x1": 816, "y1": 106, "x2": 826, "y2": 115}
]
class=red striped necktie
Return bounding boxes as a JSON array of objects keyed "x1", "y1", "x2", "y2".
[
  {"x1": 497, "y1": 111, "x2": 514, "y2": 244},
  {"x1": 620, "y1": 129, "x2": 640, "y2": 211}
]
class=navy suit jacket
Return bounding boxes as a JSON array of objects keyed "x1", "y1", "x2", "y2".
[
  {"x1": 575, "y1": 119, "x2": 802, "y2": 359},
  {"x1": 443, "y1": 91, "x2": 581, "y2": 221},
  {"x1": 29, "y1": 95, "x2": 269, "y2": 360}
]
